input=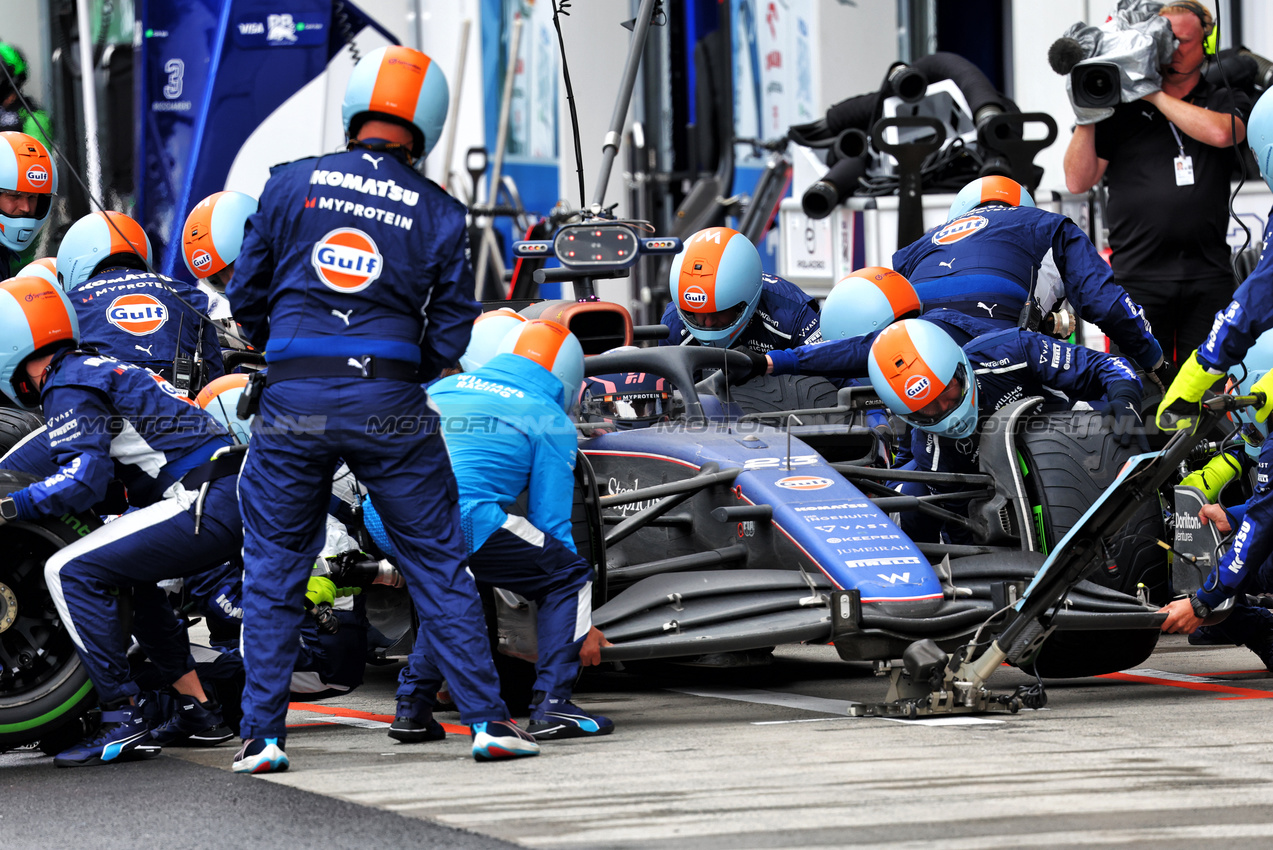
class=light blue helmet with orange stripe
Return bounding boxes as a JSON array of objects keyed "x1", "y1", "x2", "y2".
[
  {"x1": 947, "y1": 175, "x2": 1035, "y2": 222},
  {"x1": 0, "y1": 276, "x2": 79, "y2": 409},
  {"x1": 55, "y1": 210, "x2": 154, "y2": 293},
  {"x1": 460, "y1": 308, "x2": 527, "y2": 372},
  {"x1": 16, "y1": 257, "x2": 57, "y2": 287},
  {"x1": 822, "y1": 267, "x2": 921, "y2": 341},
  {"x1": 868, "y1": 318, "x2": 978, "y2": 440},
  {"x1": 341, "y1": 45, "x2": 449, "y2": 159},
  {"x1": 0, "y1": 132, "x2": 56, "y2": 252},
  {"x1": 181, "y1": 190, "x2": 258, "y2": 282},
  {"x1": 496, "y1": 319, "x2": 585, "y2": 413},
  {"x1": 1248, "y1": 87, "x2": 1273, "y2": 193},
  {"x1": 668, "y1": 227, "x2": 763, "y2": 349}
]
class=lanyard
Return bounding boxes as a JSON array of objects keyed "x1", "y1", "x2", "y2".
[{"x1": 1168, "y1": 122, "x2": 1186, "y2": 156}]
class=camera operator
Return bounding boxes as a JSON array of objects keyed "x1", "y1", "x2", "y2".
[{"x1": 1063, "y1": 1, "x2": 1249, "y2": 368}]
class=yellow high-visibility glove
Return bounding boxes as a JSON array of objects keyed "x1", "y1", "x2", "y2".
[
  {"x1": 1251, "y1": 369, "x2": 1273, "y2": 422},
  {"x1": 1180, "y1": 452, "x2": 1243, "y2": 502},
  {"x1": 1156, "y1": 351, "x2": 1223, "y2": 432},
  {"x1": 304, "y1": 575, "x2": 336, "y2": 608}
]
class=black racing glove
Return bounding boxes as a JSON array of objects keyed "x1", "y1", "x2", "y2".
[
  {"x1": 729, "y1": 349, "x2": 770, "y2": 386},
  {"x1": 1105, "y1": 383, "x2": 1149, "y2": 452}
]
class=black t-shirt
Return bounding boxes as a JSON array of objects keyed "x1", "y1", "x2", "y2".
[{"x1": 1094, "y1": 78, "x2": 1250, "y2": 282}]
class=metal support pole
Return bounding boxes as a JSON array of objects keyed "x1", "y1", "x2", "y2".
[
  {"x1": 474, "y1": 16, "x2": 522, "y2": 296},
  {"x1": 75, "y1": 0, "x2": 102, "y2": 206},
  {"x1": 589, "y1": 0, "x2": 659, "y2": 212},
  {"x1": 440, "y1": 19, "x2": 471, "y2": 192}
]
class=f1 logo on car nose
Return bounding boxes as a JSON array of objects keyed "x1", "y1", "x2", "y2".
[
  {"x1": 312, "y1": 228, "x2": 383, "y2": 293},
  {"x1": 106, "y1": 294, "x2": 168, "y2": 336}
]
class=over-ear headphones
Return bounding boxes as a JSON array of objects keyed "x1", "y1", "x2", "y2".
[{"x1": 1162, "y1": 0, "x2": 1217, "y2": 57}]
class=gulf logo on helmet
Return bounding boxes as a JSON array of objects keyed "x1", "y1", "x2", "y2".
[
  {"x1": 24, "y1": 163, "x2": 47, "y2": 188},
  {"x1": 312, "y1": 228, "x2": 383, "y2": 293},
  {"x1": 905, "y1": 374, "x2": 931, "y2": 401},
  {"x1": 191, "y1": 249, "x2": 213, "y2": 273},
  {"x1": 932, "y1": 215, "x2": 987, "y2": 246},
  {"x1": 107, "y1": 293, "x2": 168, "y2": 336},
  {"x1": 776, "y1": 476, "x2": 833, "y2": 491},
  {"x1": 682, "y1": 286, "x2": 709, "y2": 309}
]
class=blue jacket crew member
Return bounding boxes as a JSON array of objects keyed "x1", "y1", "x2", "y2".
[
  {"x1": 56, "y1": 210, "x2": 224, "y2": 394},
  {"x1": 0, "y1": 131, "x2": 55, "y2": 278},
  {"x1": 1160, "y1": 337, "x2": 1273, "y2": 663},
  {"x1": 659, "y1": 226, "x2": 821, "y2": 352},
  {"x1": 0, "y1": 276, "x2": 241, "y2": 768},
  {"x1": 226, "y1": 45, "x2": 538, "y2": 772},
  {"x1": 892, "y1": 176, "x2": 1164, "y2": 376},
  {"x1": 1158, "y1": 87, "x2": 1273, "y2": 633},
  {"x1": 379, "y1": 320, "x2": 613, "y2": 742},
  {"x1": 757, "y1": 266, "x2": 1000, "y2": 381},
  {"x1": 867, "y1": 320, "x2": 1144, "y2": 542}
]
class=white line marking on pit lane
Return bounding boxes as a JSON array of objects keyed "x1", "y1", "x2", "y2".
[
  {"x1": 1121, "y1": 667, "x2": 1228, "y2": 684},
  {"x1": 290, "y1": 713, "x2": 389, "y2": 730},
  {"x1": 670, "y1": 686, "x2": 1005, "y2": 725}
]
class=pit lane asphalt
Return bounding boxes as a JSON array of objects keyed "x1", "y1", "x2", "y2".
[{"x1": 6, "y1": 638, "x2": 1273, "y2": 849}]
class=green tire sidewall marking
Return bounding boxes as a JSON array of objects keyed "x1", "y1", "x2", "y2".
[
  {"x1": 0, "y1": 679, "x2": 93, "y2": 734},
  {"x1": 1018, "y1": 451, "x2": 1048, "y2": 554}
]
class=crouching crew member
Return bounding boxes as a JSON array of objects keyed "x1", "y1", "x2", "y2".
[
  {"x1": 379, "y1": 320, "x2": 613, "y2": 743},
  {"x1": 57, "y1": 210, "x2": 224, "y2": 394},
  {"x1": 0, "y1": 276, "x2": 242, "y2": 767},
  {"x1": 867, "y1": 320, "x2": 1145, "y2": 543},
  {"x1": 660, "y1": 227, "x2": 821, "y2": 352},
  {"x1": 226, "y1": 45, "x2": 537, "y2": 772}
]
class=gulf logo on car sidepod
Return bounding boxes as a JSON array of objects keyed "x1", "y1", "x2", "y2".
[
  {"x1": 107, "y1": 294, "x2": 167, "y2": 336},
  {"x1": 776, "y1": 475, "x2": 833, "y2": 491},
  {"x1": 312, "y1": 228, "x2": 383, "y2": 293},
  {"x1": 25, "y1": 164, "x2": 48, "y2": 187},
  {"x1": 931, "y1": 215, "x2": 987, "y2": 246}
]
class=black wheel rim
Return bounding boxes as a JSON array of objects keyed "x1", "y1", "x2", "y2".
[{"x1": 0, "y1": 524, "x2": 82, "y2": 703}]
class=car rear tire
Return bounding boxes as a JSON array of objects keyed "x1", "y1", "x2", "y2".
[
  {"x1": 1015, "y1": 409, "x2": 1169, "y2": 601},
  {"x1": 0, "y1": 471, "x2": 100, "y2": 750},
  {"x1": 0, "y1": 409, "x2": 43, "y2": 458}
]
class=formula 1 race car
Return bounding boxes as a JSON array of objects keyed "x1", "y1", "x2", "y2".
[{"x1": 569, "y1": 339, "x2": 1171, "y2": 683}]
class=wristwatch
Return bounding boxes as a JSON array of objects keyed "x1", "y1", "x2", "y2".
[
  {"x1": 0, "y1": 497, "x2": 16, "y2": 522},
  {"x1": 1189, "y1": 594, "x2": 1213, "y2": 620}
]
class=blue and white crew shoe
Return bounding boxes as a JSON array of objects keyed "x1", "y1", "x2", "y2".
[
  {"x1": 53, "y1": 704, "x2": 161, "y2": 768},
  {"x1": 527, "y1": 692, "x2": 614, "y2": 740},
  {"x1": 232, "y1": 737, "x2": 289, "y2": 774},
  {"x1": 470, "y1": 720, "x2": 541, "y2": 761}
]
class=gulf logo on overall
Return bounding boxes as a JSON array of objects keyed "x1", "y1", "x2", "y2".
[
  {"x1": 312, "y1": 228, "x2": 383, "y2": 293},
  {"x1": 107, "y1": 294, "x2": 167, "y2": 336},
  {"x1": 931, "y1": 215, "x2": 987, "y2": 246},
  {"x1": 776, "y1": 475, "x2": 833, "y2": 491}
]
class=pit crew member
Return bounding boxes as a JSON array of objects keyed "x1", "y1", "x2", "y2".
[
  {"x1": 181, "y1": 190, "x2": 258, "y2": 326},
  {"x1": 0, "y1": 131, "x2": 55, "y2": 279},
  {"x1": 891, "y1": 176, "x2": 1165, "y2": 383},
  {"x1": 372, "y1": 321, "x2": 612, "y2": 742},
  {"x1": 0, "y1": 276, "x2": 242, "y2": 767},
  {"x1": 226, "y1": 45, "x2": 537, "y2": 772},
  {"x1": 659, "y1": 226, "x2": 821, "y2": 353},
  {"x1": 57, "y1": 210, "x2": 224, "y2": 394},
  {"x1": 867, "y1": 318, "x2": 1145, "y2": 542}
]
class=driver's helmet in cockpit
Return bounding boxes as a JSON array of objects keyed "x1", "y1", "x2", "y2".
[{"x1": 582, "y1": 369, "x2": 682, "y2": 430}]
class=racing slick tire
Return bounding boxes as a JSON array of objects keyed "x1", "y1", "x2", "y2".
[
  {"x1": 0, "y1": 408, "x2": 43, "y2": 458},
  {"x1": 721, "y1": 374, "x2": 844, "y2": 424},
  {"x1": 0, "y1": 471, "x2": 100, "y2": 751},
  {"x1": 1015, "y1": 409, "x2": 1169, "y2": 602}
]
